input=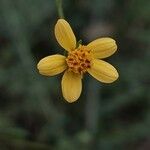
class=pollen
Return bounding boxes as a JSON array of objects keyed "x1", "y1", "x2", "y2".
[{"x1": 66, "y1": 45, "x2": 92, "y2": 74}]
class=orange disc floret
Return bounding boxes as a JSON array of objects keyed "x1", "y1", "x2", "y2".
[{"x1": 66, "y1": 45, "x2": 92, "y2": 74}]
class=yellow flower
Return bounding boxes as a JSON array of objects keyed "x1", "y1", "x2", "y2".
[{"x1": 37, "y1": 19, "x2": 119, "y2": 103}]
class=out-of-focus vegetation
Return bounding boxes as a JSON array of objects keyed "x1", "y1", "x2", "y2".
[{"x1": 0, "y1": 0, "x2": 150, "y2": 150}]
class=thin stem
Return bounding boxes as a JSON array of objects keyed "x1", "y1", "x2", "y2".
[
  {"x1": 85, "y1": 78, "x2": 100, "y2": 134},
  {"x1": 55, "y1": 0, "x2": 64, "y2": 19}
]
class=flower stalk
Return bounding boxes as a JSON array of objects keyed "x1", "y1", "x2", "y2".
[{"x1": 55, "y1": 0, "x2": 64, "y2": 19}]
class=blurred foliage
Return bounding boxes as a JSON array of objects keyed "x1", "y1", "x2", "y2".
[{"x1": 0, "y1": 0, "x2": 150, "y2": 150}]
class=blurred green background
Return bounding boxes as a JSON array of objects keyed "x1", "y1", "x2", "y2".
[{"x1": 0, "y1": 0, "x2": 150, "y2": 150}]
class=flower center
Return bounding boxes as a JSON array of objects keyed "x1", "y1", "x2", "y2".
[{"x1": 66, "y1": 45, "x2": 92, "y2": 74}]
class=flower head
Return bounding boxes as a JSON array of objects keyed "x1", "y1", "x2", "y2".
[{"x1": 37, "y1": 19, "x2": 119, "y2": 103}]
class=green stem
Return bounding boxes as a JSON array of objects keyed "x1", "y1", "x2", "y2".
[{"x1": 55, "y1": 0, "x2": 64, "y2": 19}]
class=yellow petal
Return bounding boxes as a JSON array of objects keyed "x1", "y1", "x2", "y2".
[
  {"x1": 37, "y1": 54, "x2": 67, "y2": 76},
  {"x1": 55, "y1": 19, "x2": 76, "y2": 51},
  {"x1": 87, "y1": 37, "x2": 117, "y2": 59},
  {"x1": 61, "y1": 70, "x2": 82, "y2": 103},
  {"x1": 87, "y1": 59, "x2": 119, "y2": 83}
]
